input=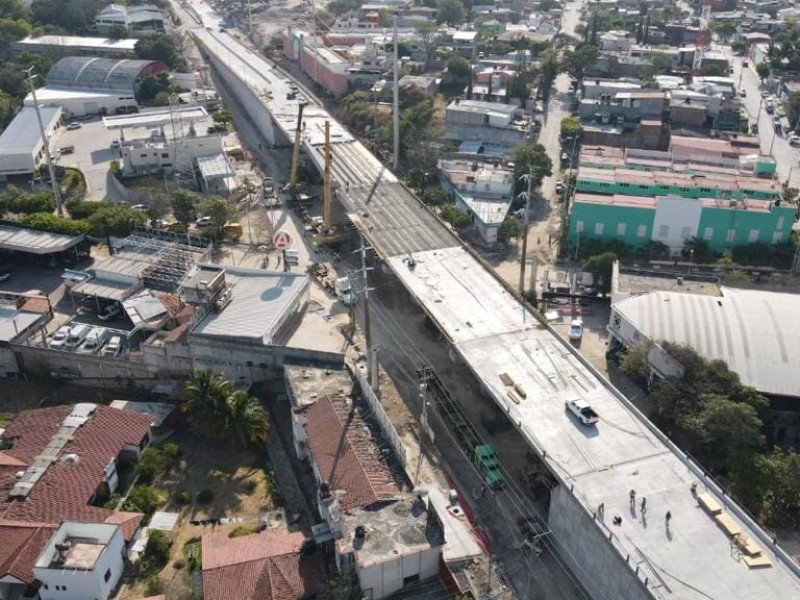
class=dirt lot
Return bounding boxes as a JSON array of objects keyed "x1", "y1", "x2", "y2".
[{"x1": 121, "y1": 429, "x2": 274, "y2": 600}]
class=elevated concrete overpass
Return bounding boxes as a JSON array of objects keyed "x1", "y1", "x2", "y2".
[{"x1": 189, "y1": 20, "x2": 800, "y2": 600}]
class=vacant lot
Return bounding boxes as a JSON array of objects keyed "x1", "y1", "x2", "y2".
[{"x1": 122, "y1": 429, "x2": 274, "y2": 600}]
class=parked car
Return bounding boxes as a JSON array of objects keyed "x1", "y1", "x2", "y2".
[
  {"x1": 50, "y1": 326, "x2": 72, "y2": 349},
  {"x1": 788, "y1": 133, "x2": 800, "y2": 147},
  {"x1": 555, "y1": 179, "x2": 565, "y2": 194},
  {"x1": 66, "y1": 122, "x2": 82, "y2": 130},
  {"x1": 196, "y1": 215, "x2": 212, "y2": 227},
  {"x1": 59, "y1": 145, "x2": 75, "y2": 155},
  {"x1": 565, "y1": 398, "x2": 599, "y2": 425},
  {"x1": 765, "y1": 101, "x2": 775, "y2": 114},
  {"x1": 64, "y1": 324, "x2": 92, "y2": 349},
  {"x1": 131, "y1": 204, "x2": 148, "y2": 212},
  {"x1": 104, "y1": 335, "x2": 122, "y2": 358},
  {"x1": 98, "y1": 303, "x2": 121, "y2": 321},
  {"x1": 568, "y1": 319, "x2": 583, "y2": 342},
  {"x1": 739, "y1": 89, "x2": 746, "y2": 97},
  {"x1": 79, "y1": 328, "x2": 110, "y2": 354},
  {"x1": 110, "y1": 139, "x2": 121, "y2": 149},
  {"x1": 262, "y1": 177, "x2": 275, "y2": 194}
]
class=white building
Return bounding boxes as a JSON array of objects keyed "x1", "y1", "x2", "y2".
[
  {"x1": 0, "y1": 105, "x2": 63, "y2": 177},
  {"x1": 440, "y1": 158, "x2": 515, "y2": 244},
  {"x1": 33, "y1": 522, "x2": 125, "y2": 600},
  {"x1": 24, "y1": 87, "x2": 137, "y2": 119},
  {"x1": 445, "y1": 99, "x2": 528, "y2": 147},
  {"x1": 94, "y1": 4, "x2": 164, "y2": 35},
  {"x1": 12, "y1": 35, "x2": 138, "y2": 59},
  {"x1": 120, "y1": 131, "x2": 224, "y2": 176}
]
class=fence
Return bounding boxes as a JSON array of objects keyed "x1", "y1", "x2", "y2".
[{"x1": 352, "y1": 365, "x2": 407, "y2": 467}]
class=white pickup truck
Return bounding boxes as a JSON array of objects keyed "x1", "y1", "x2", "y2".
[{"x1": 566, "y1": 399, "x2": 599, "y2": 425}]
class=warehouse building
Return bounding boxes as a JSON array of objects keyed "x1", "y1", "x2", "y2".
[
  {"x1": 0, "y1": 106, "x2": 63, "y2": 177},
  {"x1": 94, "y1": 3, "x2": 165, "y2": 35},
  {"x1": 12, "y1": 35, "x2": 138, "y2": 59},
  {"x1": 23, "y1": 57, "x2": 167, "y2": 118}
]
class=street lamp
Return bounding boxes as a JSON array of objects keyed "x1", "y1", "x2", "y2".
[{"x1": 25, "y1": 67, "x2": 63, "y2": 216}]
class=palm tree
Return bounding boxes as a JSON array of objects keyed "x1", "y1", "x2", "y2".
[
  {"x1": 224, "y1": 390, "x2": 270, "y2": 448},
  {"x1": 181, "y1": 371, "x2": 269, "y2": 448},
  {"x1": 181, "y1": 370, "x2": 232, "y2": 434}
]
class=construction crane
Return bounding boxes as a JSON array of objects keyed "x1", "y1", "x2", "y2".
[{"x1": 288, "y1": 101, "x2": 306, "y2": 190}]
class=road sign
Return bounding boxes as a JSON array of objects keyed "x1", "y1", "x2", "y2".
[{"x1": 272, "y1": 230, "x2": 293, "y2": 249}]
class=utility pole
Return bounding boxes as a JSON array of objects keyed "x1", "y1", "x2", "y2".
[
  {"x1": 518, "y1": 169, "x2": 534, "y2": 296},
  {"x1": 413, "y1": 368, "x2": 430, "y2": 488},
  {"x1": 392, "y1": 13, "x2": 400, "y2": 171},
  {"x1": 359, "y1": 235, "x2": 376, "y2": 389},
  {"x1": 25, "y1": 67, "x2": 62, "y2": 216}
]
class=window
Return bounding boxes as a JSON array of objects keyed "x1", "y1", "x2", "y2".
[
  {"x1": 726, "y1": 228, "x2": 736, "y2": 243},
  {"x1": 484, "y1": 183, "x2": 490, "y2": 191},
  {"x1": 777, "y1": 216, "x2": 785, "y2": 230},
  {"x1": 658, "y1": 224, "x2": 669, "y2": 238},
  {"x1": 105, "y1": 568, "x2": 112, "y2": 582},
  {"x1": 637, "y1": 224, "x2": 647, "y2": 238},
  {"x1": 161, "y1": 152, "x2": 169, "y2": 158},
  {"x1": 617, "y1": 222, "x2": 627, "y2": 235},
  {"x1": 748, "y1": 229, "x2": 759, "y2": 243},
  {"x1": 681, "y1": 227, "x2": 692, "y2": 240},
  {"x1": 140, "y1": 153, "x2": 148, "y2": 158},
  {"x1": 594, "y1": 222, "x2": 604, "y2": 235},
  {"x1": 772, "y1": 231, "x2": 783, "y2": 244},
  {"x1": 576, "y1": 220, "x2": 585, "y2": 233},
  {"x1": 619, "y1": 182, "x2": 630, "y2": 188},
  {"x1": 703, "y1": 227, "x2": 713, "y2": 241}
]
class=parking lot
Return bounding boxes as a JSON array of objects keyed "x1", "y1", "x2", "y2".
[{"x1": 54, "y1": 116, "x2": 126, "y2": 202}]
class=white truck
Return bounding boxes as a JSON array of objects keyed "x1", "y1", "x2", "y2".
[{"x1": 334, "y1": 277, "x2": 355, "y2": 306}]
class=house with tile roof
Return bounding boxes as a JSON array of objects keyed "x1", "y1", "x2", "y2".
[
  {"x1": 201, "y1": 527, "x2": 325, "y2": 600},
  {"x1": 290, "y1": 387, "x2": 444, "y2": 599},
  {"x1": 0, "y1": 403, "x2": 152, "y2": 600}
]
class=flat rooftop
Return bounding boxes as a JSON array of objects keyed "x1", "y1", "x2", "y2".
[
  {"x1": 0, "y1": 224, "x2": 83, "y2": 254},
  {"x1": 0, "y1": 106, "x2": 61, "y2": 156},
  {"x1": 284, "y1": 365, "x2": 353, "y2": 407},
  {"x1": 58, "y1": 540, "x2": 105, "y2": 569},
  {"x1": 191, "y1": 266, "x2": 308, "y2": 343},
  {"x1": 0, "y1": 307, "x2": 42, "y2": 342},
  {"x1": 387, "y1": 246, "x2": 800, "y2": 599},
  {"x1": 615, "y1": 268, "x2": 721, "y2": 298},
  {"x1": 15, "y1": 35, "x2": 138, "y2": 52},
  {"x1": 338, "y1": 496, "x2": 442, "y2": 567},
  {"x1": 102, "y1": 106, "x2": 208, "y2": 129}
]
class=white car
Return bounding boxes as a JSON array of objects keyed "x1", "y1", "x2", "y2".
[
  {"x1": 262, "y1": 177, "x2": 275, "y2": 194},
  {"x1": 196, "y1": 215, "x2": 212, "y2": 227},
  {"x1": 566, "y1": 399, "x2": 599, "y2": 425},
  {"x1": 66, "y1": 122, "x2": 82, "y2": 130},
  {"x1": 50, "y1": 326, "x2": 72, "y2": 349},
  {"x1": 568, "y1": 319, "x2": 583, "y2": 342},
  {"x1": 555, "y1": 180, "x2": 565, "y2": 194},
  {"x1": 98, "y1": 303, "x2": 121, "y2": 321},
  {"x1": 131, "y1": 204, "x2": 148, "y2": 212}
]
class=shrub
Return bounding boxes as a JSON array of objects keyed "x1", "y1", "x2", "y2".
[
  {"x1": 123, "y1": 484, "x2": 159, "y2": 516},
  {"x1": 20, "y1": 213, "x2": 90, "y2": 236},
  {"x1": 228, "y1": 525, "x2": 253, "y2": 538},
  {"x1": 162, "y1": 442, "x2": 181, "y2": 460},
  {"x1": 197, "y1": 488, "x2": 214, "y2": 504},
  {"x1": 102, "y1": 493, "x2": 122, "y2": 509},
  {"x1": 110, "y1": 160, "x2": 123, "y2": 181},
  {"x1": 136, "y1": 448, "x2": 169, "y2": 483},
  {"x1": 144, "y1": 576, "x2": 164, "y2": 595},
  {"x1": 64, "y1": 199, "x2": 102, "y2": 220},
  {"x1": 139, "y1": 530, "x2": 172, "y2": 577},
  {"x1": 174, "y1": 490, "x2": 191, "y2": 506}
]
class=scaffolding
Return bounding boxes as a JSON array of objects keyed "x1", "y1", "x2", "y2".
[
  {"x1": 121, "y1": 228, "x2": 211, "y2": 293},
  {"x1": 169, "y1": 93, "x2": 200, "y2": 190}
]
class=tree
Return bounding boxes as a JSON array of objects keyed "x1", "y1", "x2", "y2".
[
  {"x1": 182, "y1": 370, "x2": 270, "y2": 449},
  {"x1": 212, "y1": 110, "x2": 233, "y2": 126},
  {"x1": 423, "y1": 187, "x2": 448, "y2": 206},
  {"x1": 88, "y1": 204, "x2": 146, "y2": 254},
  {"x1": 756, "y1": 62, "x2": 770, "y2": 81},
  {"x1": 225, "y1": 390, "x2": 270, "y2": 447},
  {"x1": 699, "y1": 63, "x2": 724, "y2": 77},
  {"x1": 170, "y1": 189, "x2": 198, "y2": 230},
  {"x1": 498, "y1": 216, "x2": 523, "y2": 244},
  {"x1": 583, "y1": 251, "x2": 617, "y2": 294},
  {"x1": 440, "y1": 205, "x2": 471, "y2": 229},
  {"x1": 684, "y1": 394, "x2": 764, "y2": 463},
  {"x1": 416, "y1": 21, "x2": 441, "y2": 66},
  {"x1": 560, "y1": 116, "x2": 581, "y2": 138},
  {"x1": 135, "y1": 35, "x2": 186, "y2": 71},
  {"x1": 136, "y1": 73, "x2": 173, "y2": 105},
  {"x1": 64, "y1": 199, "x2": 102, "y2": 220},
  {"x1": 437, "y1": 0, "x2": 465, "y2": 25},
  {"x1": 446, "y1": 56, "x2": 472, "y2": 87},
  {"x1": 21, "y1": 212, "x2": 90, "y2": 236},
  {"x1": 619, "y1": 341, "x2": 652, "y2": 383},
  {"x1": 107, "y1": 24, "x2": 128, "y2": 39},
  {"x1": 716, "y1": 250, "x2": 751, "y2": 284},
  {"x1": 507, "y1": 141, "x2": 552, "y2": 194},
  {"x1": 4, "y1": 191, "x2": 55, "y2": 215},
  {"x1": 199, "y1": 197, "x2": 234, "y2": 239},
  {"x1": 561, "y1": 43, "x2": 600, "y2": 82}
]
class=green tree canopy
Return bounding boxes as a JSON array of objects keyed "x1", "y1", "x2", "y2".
[
  {"x1": 437, "y1": 0, "x2": 465, "y2": 25},
  {"x1": 583, "y1": 251, "x2": 617, "y2": 294},
  {"x1": 506, "y1": 141, "x2": 553, "y2": 194},
  {"x1": 499, "y1": 216, "x2": 523, "y2": 244},
  {"x1": 561, "y1": 43, "x2": 600, "y2": 81},
  {"x1": 135, "y1": 35, "x2": 186, "y2": 70},
  {"x1": 170, "y1": 189, "x2": 198, "y2": 230},
  {"x1": 440, "y1": 204, "x2": 471, "y2": 229},
  {"x1": 88, "y1": 204, "x2": 146, "y2": 252}
]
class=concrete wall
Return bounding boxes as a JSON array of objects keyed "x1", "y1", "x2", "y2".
[
  {"x1": 548, "y1": 484, "x2": 651, "y2": 600},
  {"x1": 197, "y1": 39, "x2": 282, "y2": 147},
  {"x1": 357, "y1": 546, "x2": 441, "y2": 599},
  {"x1": 15, "y1": 343, "x2": 155, "y2": 382}
]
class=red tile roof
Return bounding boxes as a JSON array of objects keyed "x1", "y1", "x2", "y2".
[
  {"x1": 202, "y1": 529, "x2": 325, "y2": 600},
  {"x1": 0, "y1": 520, "x2": 56, "y2": 584},
  {"x1": 302, "y1": 395, "x2": 398, "y2": 512},
  {"x1": 0, "y1": 405, "x2": 153, "y2": 585}
]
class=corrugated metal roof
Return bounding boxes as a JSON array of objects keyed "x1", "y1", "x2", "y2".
[
  {"x1": 0, "y1": 224, "x2": 83, "y2": 254},
  {"x1": 191, "y1": 267, "x2": 308, "y2": 343},
  {"x1": 613, "y1": 287, "x2": 800, "y2": 397},
  {"x1": 0, "y1": 106, "x2": 62, "y2": 157}
]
